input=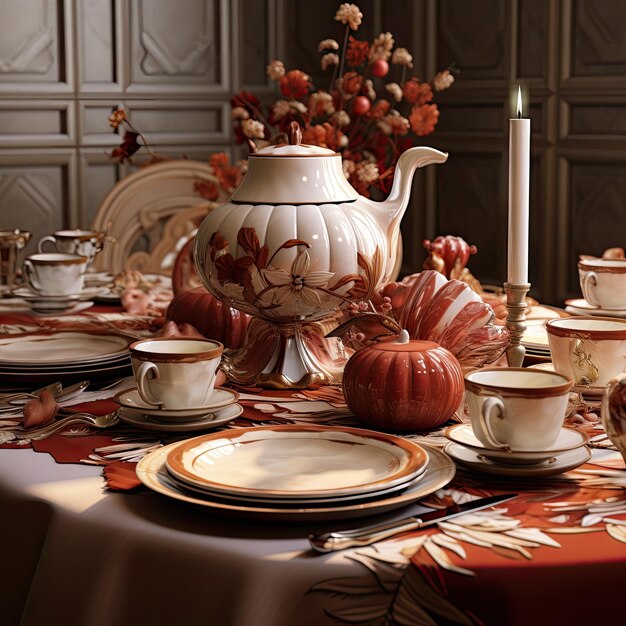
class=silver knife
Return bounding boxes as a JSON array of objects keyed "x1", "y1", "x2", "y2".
[{"x1": 309, "y1": 493, "x2": 517, "y2": 553}]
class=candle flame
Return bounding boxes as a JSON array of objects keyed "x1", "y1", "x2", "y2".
[{"x1": 516, "y1": 86, "x2": 523, "y2": 119}]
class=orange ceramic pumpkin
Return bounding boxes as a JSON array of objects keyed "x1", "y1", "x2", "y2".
[
  {"x1": 165, "y1": 287, "x2": 250, "y2": 350},
  {"x1": 342, "y1": 331, "x2": 464, "y2": 432}
]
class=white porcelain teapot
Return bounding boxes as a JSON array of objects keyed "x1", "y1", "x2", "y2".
[{"x1": 195, "y1": 125, "x2": 447, "y2": 324}]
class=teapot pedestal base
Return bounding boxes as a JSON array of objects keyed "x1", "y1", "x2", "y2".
[{"x1": 222, "y1": 317, "x2": 350, "y2": 389}]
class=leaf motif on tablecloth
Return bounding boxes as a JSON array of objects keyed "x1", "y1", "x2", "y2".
[
  {"x1": 309, "y1": 544, "x2": 479, "y2": 626},
  {"x1": 606, "y1": 523, "x2": 626, "y2": 544}
]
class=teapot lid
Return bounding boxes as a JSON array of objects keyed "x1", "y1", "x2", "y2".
[
  {"x1": 254, "y1": 143, "x2": 336, "y2": 157},
  {"x1": 253, "y1": 122, "x2": 337, "y2": 157},
  {"x1": 230, "y1": 122, "x2": 358, "y2": 204}
]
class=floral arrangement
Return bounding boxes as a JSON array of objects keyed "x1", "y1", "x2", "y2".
[
  {"x1": 231, "y1": 2, "x2": 454, "y2": 197},
  {"x1": 108, "y1": 2, "x2": 453, "y2": 200}
]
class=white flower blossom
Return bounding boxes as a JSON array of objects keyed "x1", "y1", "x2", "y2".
[
  {"x1": 385, "y1": 82, "x2": 403, "y2": 102},
  {"x1": 335, "y1": 3, "x2": 363, "y2": 30},
  {"x1": 369, "y1": 32, "x2": 394, "y2": 61},
  {"x1": 321, "y1": 52, "x2": 340, "y2": 71},
  {"x1": 332, "y1": 110, "x2": 351, "y2": 128},
  {"x1": 433, "y1": 69, "x2": 455, "y2": 91},
  {"x1": 266, "y1": 60, "x2": 285, "y2": 80},
  {"x1": 391, "y1": 47, "x2": 413, "y2": 68},
  {"x1": 318, "y1": 38, "x2": 339, "y2": 51},
  {"x1": 356, "y1": 161, "x2": 379, "y2": 183},
  {"x1": 241, "y1": 119, "x2": 265, "y2": 139},
  {"x1": 310, "y1": 92, "x2": 335, "y2": 116},
  {"x1": 231, "y1": 106, "x2": 250, "y2": 120}
]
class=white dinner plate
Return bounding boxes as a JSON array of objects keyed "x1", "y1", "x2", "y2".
[
  {"x1": 166, "y1": 425, "x2": 429, "y2": 500},
  {"x1": 445, "y1": 424, "x2": 589, "y2": 465},
  {"x1": 0, "y1": 330, "x2": 134, "y2": 365},
  {"x1": 165, "y1": 462, "x2": 429, "y2": 506},
  {"x1": 114, "y1": 387, "x2": 239, "y2": 418},
  {"x1": 444, "y1": 442, "x2": 592, "y2": 477},
  {"x1": 117, "y1": 403, "x2": 243, "y2": 432},
  {"x1": 564, "y1": 298, "x2": 626, "y2": 319},
  {"x1": 137, "y1": 443, "x2": 455, "y2": 522},
  {"x1": 521, "y1": 319, "x2": 550, "y2": 350}
]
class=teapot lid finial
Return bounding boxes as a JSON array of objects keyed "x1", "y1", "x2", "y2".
[{"x1": 288, "y1": 122, "x2": 302, "y2": 146}]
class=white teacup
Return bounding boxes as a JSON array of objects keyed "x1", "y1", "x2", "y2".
[
  {"x1": 546, "y1": 316, "x2": 626, "y2": 391},
  {"x1": 578, "y1": 259, "x2": 626, "y2": 310},
  {"x1": 465, "y1": 368, "x2": 573, "y2": 451},
  {"x1": 38, "y1": 229, "x2": 106, "y2": 264},
  {"x1": 130, "y1": 338, "x2": 224, "y2": 410},
  {"x1": 23, "y1": 253, "x2": 88, "y2": 296}
]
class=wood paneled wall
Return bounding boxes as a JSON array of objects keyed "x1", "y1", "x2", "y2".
[{"x1": 1, "y1": 0, "x2": 624, "y2": 305}]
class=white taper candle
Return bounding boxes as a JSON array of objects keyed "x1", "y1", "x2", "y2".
[{"x1": 507, "y1": 86, "x2": 530, "y2": 285}]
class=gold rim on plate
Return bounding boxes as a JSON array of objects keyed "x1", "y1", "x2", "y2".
[{"x1": 165, "y1": 425, "x2": 430, "y2": 500}]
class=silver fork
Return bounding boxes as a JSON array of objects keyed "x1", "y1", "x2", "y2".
[{"x1": 15, "y1": 412, "x2": 119, "y2": 441}]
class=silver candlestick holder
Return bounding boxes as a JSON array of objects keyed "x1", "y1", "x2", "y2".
[{"x1": 504, "y1": 282, "x2": 531, "y2": 367}]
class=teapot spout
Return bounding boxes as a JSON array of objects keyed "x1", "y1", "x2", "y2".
[{"x1": 383, "y1": 147, "x2": 448, "y2": 224}]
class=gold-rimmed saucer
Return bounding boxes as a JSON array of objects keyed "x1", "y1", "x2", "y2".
[
  {"x1": 445, "y1": 424, "x2": 589, "y2": 465},
  {"x1": 444, "y1": 442, "x2": 592, "y2": 478}
]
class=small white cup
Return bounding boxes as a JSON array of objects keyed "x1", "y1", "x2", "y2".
[
  {"x1": 578, "y1": 259, "x2": 626, "y2": 310},
  {"x1": 546, "y1": 316, "x2": 626, "y2": 390},
  {"x1": 23, "y1": 253, "x2": 88, "y2": 296},
  {"x1": 465, "y1": 368, "x2": 573, "y2": 451},
  {"x1": 38, "y1": 229, "x2": 106, "y2": 264},
  {"x1": 130, "y1": 338, "x2": 224, "y2": 410}
]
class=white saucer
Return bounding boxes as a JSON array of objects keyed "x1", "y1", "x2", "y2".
[
  {"x1": 13, "y1": 286, "x2": 107, "y2": 302},
  {"x1": 445, "y1": 424, "x2": 589, "y2": 465},
  {"x1": 117, "y1": 403, "x2": 243, "y2": 431},
  {"x1": 31, "y1": 301, "x2": 95, "y2": 316},
  {"x1": 114, "y1": 387, "x2": 239, "y2": 419},
  {"x1": 565, "y1": 298, "x2": 626, "y2": 319},
  {"x1": 444, "y1": 442, "x2": 592, "y2": 477}
]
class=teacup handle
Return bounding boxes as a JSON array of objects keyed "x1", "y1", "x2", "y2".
[
  {"x1": 22, "y1": 259, "x2": 40, "y2": 291},
  {"x1": 37, "y1": 235, "x2": 57, "y2": 254},
  {"x1": 479, "y1": 396, "x2": 508, "y2": 449},
  {"x1": 135, "y1": 361, "x2": 163, "y2": 407},
  {"x1": 581, "y1": 271, "x2": 600, "y2": 306}
]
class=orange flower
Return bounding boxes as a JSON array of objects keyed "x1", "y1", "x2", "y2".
[
  {"x1": 195, "y1": 180, "x2": 219, "y2": 201},
  {"x1": 209, "y1": 152, "x2": 229, "y2": 170},
  {"x1": 369, "y1": 99, "x2": 390, "y2": 119},
  {"x1": 108, "y1": 108, "x2": 126, "y2": 129},
  {"x1": 402, "y1": 78, "x2": 433, "y2": 106},
  {"x1": 409, "y1": 103, "x2": 439, "y2": 136},
  {"x1": 346, "y1": 36, "x2": 369, "y2": 67},
  {"x1": 279, "y1": 69, "x2": 311, "y2": 99},
  {"x1": 302, "y1": 123, "x2": 344, "y2": 151},
  {"x1": 339, "y1": 71, "x2": 363, "y2": 96}
]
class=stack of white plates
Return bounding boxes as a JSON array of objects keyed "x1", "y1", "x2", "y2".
[
  {"x1": 444, "y1": 424, "x2": 591, "y2": 477},
  {"x1": 521, "y1": 319, "x2": 552, "y2": 360},
  {"x1": 136, "y1": 425, "x2": 457, "y2": 521},
  {"x1": 115, "y1": 387, "x2": 243, "y2": 432},
  {"x1": 0, "y1": 330, "x2": 134, "y2": 388}
]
